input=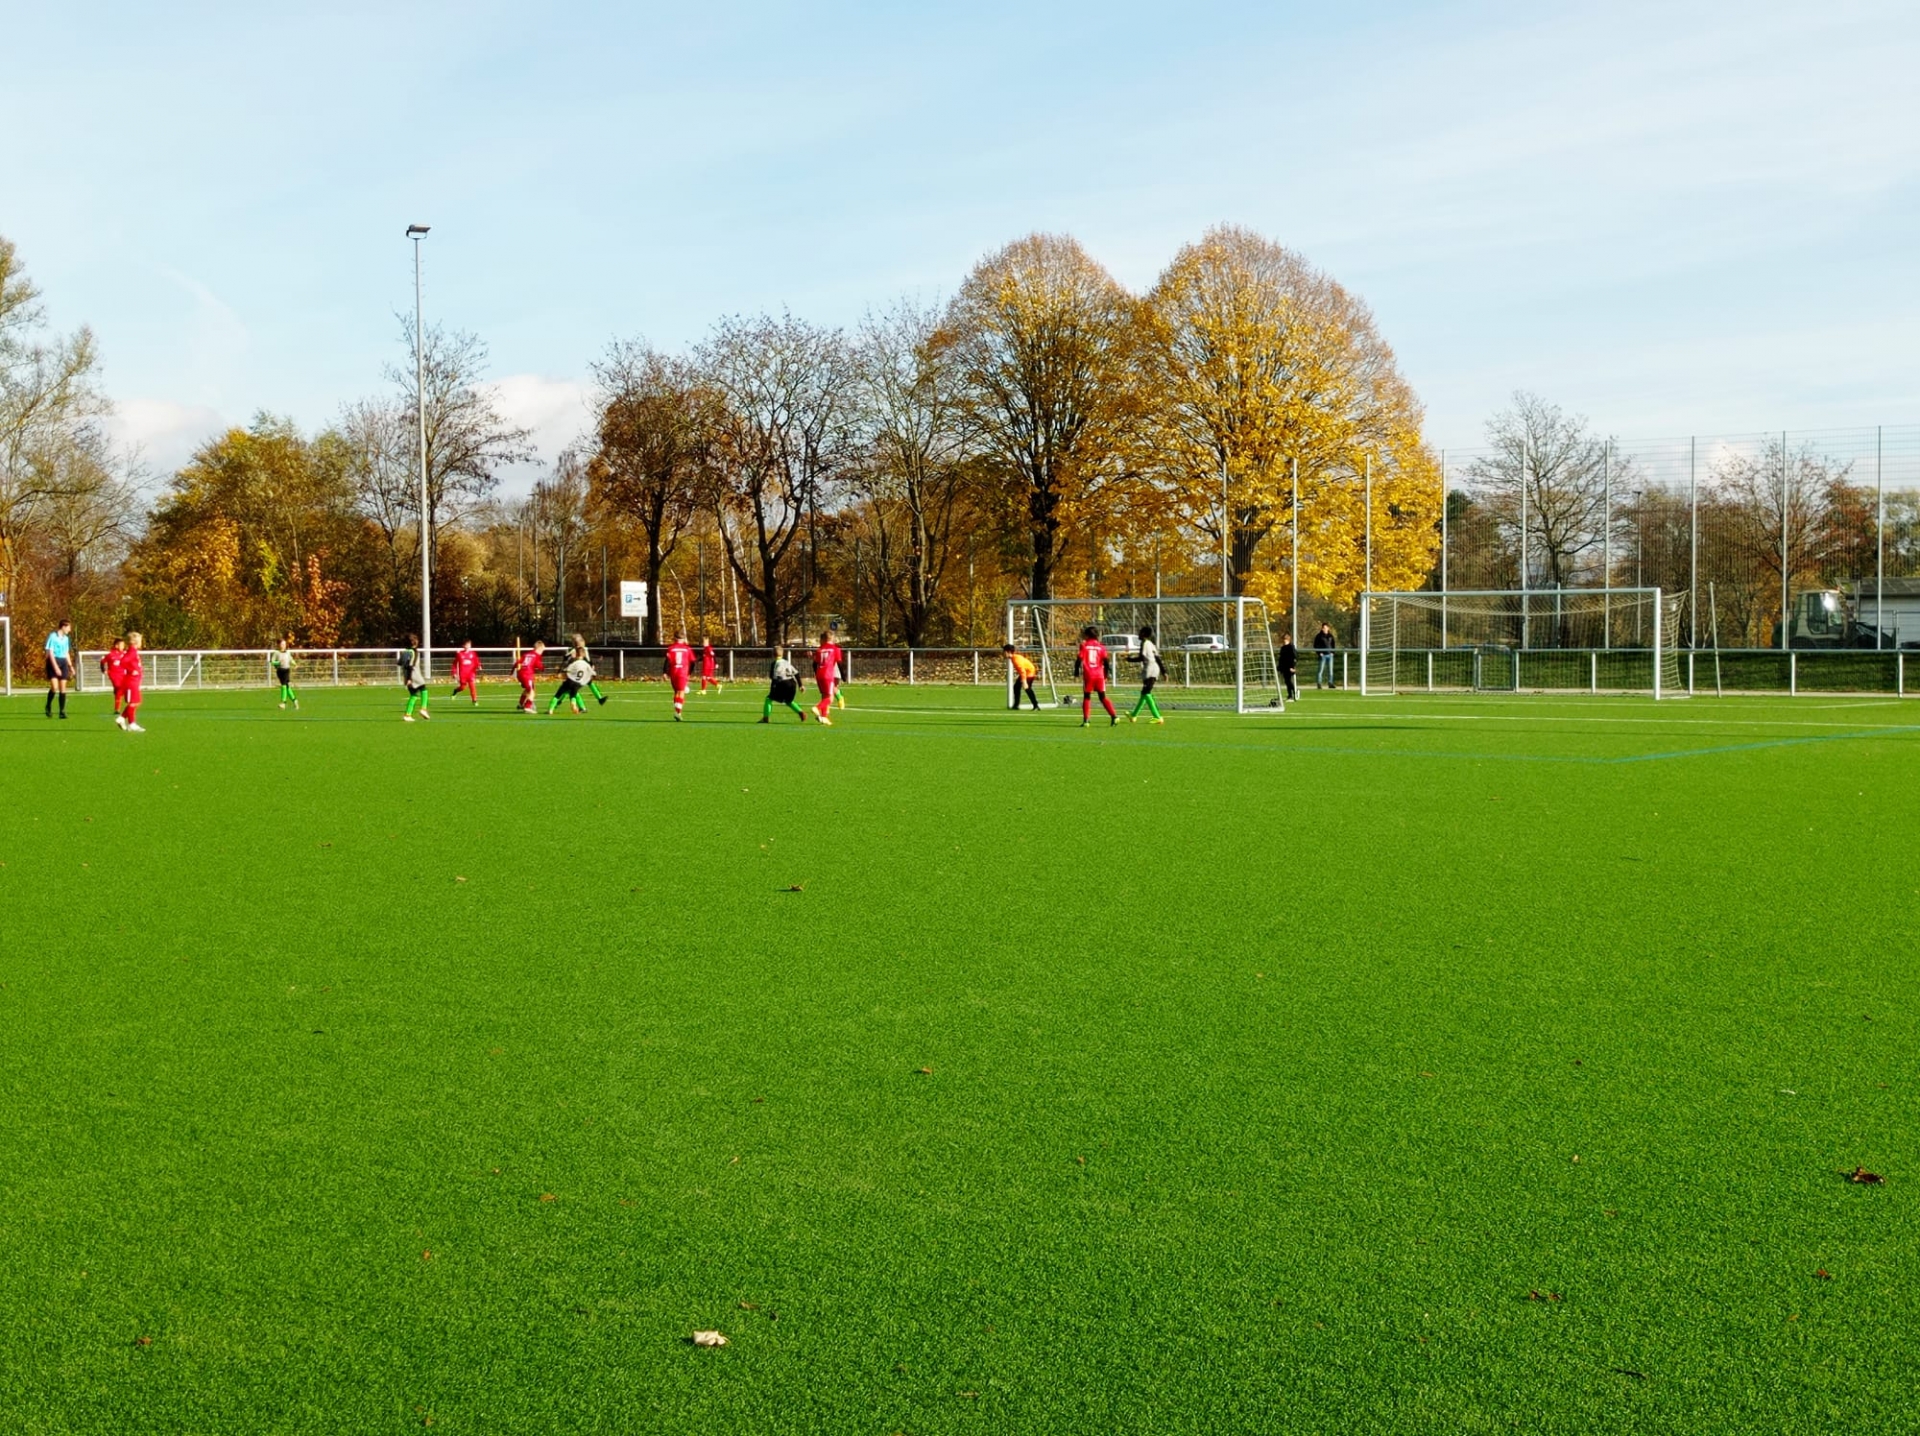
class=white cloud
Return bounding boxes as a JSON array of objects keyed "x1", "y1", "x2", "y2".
[
  {"x1": 108, "y1": 397, "x2": 229, "y2": 480},
  {"x1": 481, "y1": 373, "x2": 592, "y2": 495}
]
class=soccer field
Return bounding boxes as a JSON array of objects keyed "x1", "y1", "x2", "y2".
[{"x1": 2, "y1": 682, "x2": 1915, "y2": 1434}]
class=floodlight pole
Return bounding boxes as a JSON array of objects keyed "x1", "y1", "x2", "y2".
[
  {"x1": 1289, "y1": 457, "x2": 1299, "y2": 641},
  {"x1": 1220, "y1": 451, "x2": 1231, "y2": 598},
  {"x1": 1363, "y1": 453, "x2": 1373, "y2": 597},
  {"x1": 407, "y1": 223, "x2": 432, "y2": 678}
]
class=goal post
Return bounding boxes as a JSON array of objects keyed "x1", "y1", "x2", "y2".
[
  {"x1": 1358, "y1": 588, "x2": 1687, "y2": 698},
  {"x1": 1003, "y1": 596, "x2": 1286, "y2": 713}
]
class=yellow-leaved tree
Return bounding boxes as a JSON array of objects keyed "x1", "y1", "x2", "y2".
[
  {"x1": 1135, "y1": 226, "x2": 1438, "y2": 610},
  {"x1": 945, "y1": 234, "x2": 1139, "y2": 601}
]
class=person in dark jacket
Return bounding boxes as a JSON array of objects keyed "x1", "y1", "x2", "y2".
[
  {"x1": 1312, "y1": 623, "x2": 1337, "y2": 689},
  {"x1": 1278, "y1": 633, "x2": 1300, "y2": 702}
]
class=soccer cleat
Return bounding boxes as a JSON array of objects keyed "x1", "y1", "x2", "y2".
[
  {"x1": 1153, "y1": 717, "x2": 1165, "y2": 725},
  {"x1": 757, "y1": 716, "x2": 769, "y2": 724},
  {"x1": 1080, "y1": 720, "x2": 1090, "y2": 728},
  {"x1": 1128, "y1": 715, "x2": 1136, "y2": 723},
  {"x1": 402, "y1": 714, "x2": 414, "y2": 722},
  {"x1": 127, "y1": 723, "x2": 145, "y2": 733},
  {"x1": 293, "y1": 700, "x2": 300, "y2": 709},
  {"x1": 420, "y1": 710, "x2": 431, "y2": 720},
  {"x1": 278, "y1": 702, "x2": 286, "y2": 710},
  {"x1": 674, "y1": 712, "x2": 683, "y2": 722},
  {"x1": 817, "y1": 715, "x2": 832, "y2": 726}
]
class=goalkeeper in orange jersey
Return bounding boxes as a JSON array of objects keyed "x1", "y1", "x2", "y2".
[{"x1": 1004, "y1": 643, "x2": 1041, "y2": 711}]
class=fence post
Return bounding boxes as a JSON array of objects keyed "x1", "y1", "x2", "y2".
[
  {"x1": 974, "y1": 650, "x2": 980, "y2": 685},
  {"x1": 332, "y1": 650, "x2": 339, "y2": 685},
  {"x1": 908, "y1": 649, "x2": 915, "y2": 685},
  {"x1": 619, "y1": 650, "x2": 625, "y2": 681},
  {"x1": 1590, "y1": 651, "x2": 1597, "y2": 692},
  {"x1": 1790, "y1": 650, "x2": 1797, "y2": 696},
  {"x1": 728, "y1": 649, "x2": 735, "y2": 682},
  {"x1": 1427, "y1": 651, "x2": 1434, "y2": 691},
  {"x1": 1342, "y1": 651, "x2": 1349, "y2": 690},
  {"x1": 1898, "y1": 653, "x2": 1904, "y2": 697}
]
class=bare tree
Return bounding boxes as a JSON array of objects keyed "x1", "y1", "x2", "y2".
[
  {"x1": 586, "y1": 341, "x2": 712, "y2": 645},
  {"x1": 0, "y1": 236, "x2": 108, "y2": 609},
  {"x1": 1467, "y1": 393, "x2": 1623, "y2": 589},
  {"x1": 40, "y1": 428, "x2": 143, "y2": 581},
  {"x1": 1712, "y1": 437, "x2": 1855, "y2": 646},
  {"x1": 530, "y1": 449, "x2": 590, "y2": 637},
  {"x1": 852, "y1": 299, "x2": 974, "y2": 645},
  {"x1": 389, "y1": 318, "x2": 534, "y2": 598},
  {"x1": 697, "y1": 313, "x2": 857, "y2": 641},
  {"x1": 338, "y1": 397, "x2": 416, "y2": 614}
]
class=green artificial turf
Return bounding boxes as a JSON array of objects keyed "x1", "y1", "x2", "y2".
[{"x1": 1, "y1": 680, "x2": 1916, "y2": 1434}]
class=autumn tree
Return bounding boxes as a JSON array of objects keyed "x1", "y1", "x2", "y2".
[
  {"x1": 128, "y1": 415, "x2": 360, "y2": 645},
  {"x1": 946, "y1": 234, "x2": 1138, "y2": 601},
  {"x1": 586, "y1": 341, "x2": 712, "y2": 645},
  {"x1": 1711, "y1": 438, "x2": 1858, "y2": 646},
  {"x1": 850, "y1": 299, "x2": 976, "y2": 645},
  {"x1": 697, "y1": 313, "x2": 857, "y2": 641},
  {"x1": 1135, "y1": 226, "x2": 1439, "y2": 608}
]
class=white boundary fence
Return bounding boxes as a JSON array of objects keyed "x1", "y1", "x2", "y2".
[
  {"x1": 71, "y1": 646, "x2": 1021, "y2": 694},
  {"x1": 63, "y1": 640, "x2": 1911, "y2": 697}
]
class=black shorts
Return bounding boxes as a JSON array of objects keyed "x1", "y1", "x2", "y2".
[
  {"x1": 1141, "y1": 676, "x2": 1157, "y2": 693},
  {"x1": 46, "y1": 656, "x2": 72, "y2": 681},
  {"x1": 770, "y1": 678, "x2": 798, "y2": 703},
  {"x1": 556, "y1": 679, "x2": 582, "y2": 699},
  {"x1": 275, "y1": 667, "x2": 292, "y2": 685}
]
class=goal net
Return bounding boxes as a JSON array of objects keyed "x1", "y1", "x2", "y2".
[
  {"x1": 1358, "y1": 588, "x2": 1687, "y2": 697},
  {"x1": 1005, "y1": 596, "x2": 1286, "y2": 713}
]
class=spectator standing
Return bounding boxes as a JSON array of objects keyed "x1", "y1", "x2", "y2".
[
  {"x1": 1278, "y1": 632, "x2": 1300, "y2": 702},
  {"x1": 1312, "y1": 623, "x2": 1338, "y2": 689}
]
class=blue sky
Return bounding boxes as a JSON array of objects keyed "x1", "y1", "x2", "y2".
[{"x1": 5, "y1": 0, "x2": 1916, "y2": 484}]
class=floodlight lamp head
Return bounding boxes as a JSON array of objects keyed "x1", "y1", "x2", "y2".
[{"x1": 406, "y1": 224, "x2": 430, "y2": 238}]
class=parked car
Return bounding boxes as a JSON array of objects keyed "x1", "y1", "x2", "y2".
[
  {"x1": 1180, "y1": 633, "x2": 1231, "y2": 653},
  {"x1": 1101, "y1": 633, "x2": 1142, "y2": 656}
]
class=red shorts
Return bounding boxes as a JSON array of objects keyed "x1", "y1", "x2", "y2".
[{"x1": 672, "y1": 680, "x2": 690, "y2": 700}]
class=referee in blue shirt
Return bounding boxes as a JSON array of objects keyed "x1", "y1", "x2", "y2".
[{"x1": 44, "y1": 619, "x2": 74, "y2": 719}]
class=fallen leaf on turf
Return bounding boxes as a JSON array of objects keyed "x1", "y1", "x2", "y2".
[
  {"x1": 959, "y1": 1391, "x2": 978, "y2": 1399},
  {"x1": 422, "y1": 1251, "x2": 432, "y2": 1261},
  {"x1": 540, "y1": 1193, "x2": 557, "y2": 1202},
  {"x1": 729, "y1": 1156, "x2": 740, "y2": 1165},
  {"x1": 1075, "y1": 1156, "x2": 1085, "y2": 1165},
  {"x1": 1571, "y1": 1155, "x2": 1580, "y2": 1163},
  {"x1": 739, "y1": 1302, "x2": 759, "y2": 1310},
  {"x1": 916, "y1": 1066, "x2": 933, "y2": 1075},
  {"x1": 134, "y1": 1336, "x2": 152, "y2": 1347},
  {"x1": 690, "y1": 1330, "x2": 729, "y2": 1347},
  {"x1": 1815, "y1": 1268, "x2": 1831, "y2": 1279},
  {"x1": 785, "y1": 884, "x2": 803, "y2": 892},
  {"x1": 455, "y1": 876, "x2": 467, "y2": 883},
  {"x1": 1845, "y1": 1166, "x2": 1885, "y2": 1185},
  {"x1": 1526, "y1": 1290, "x2": 1563, "y2": 1302}
]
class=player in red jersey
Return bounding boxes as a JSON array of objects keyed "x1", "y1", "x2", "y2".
[
  {"x1": 1074, "y1": 625, "x2": 1117, "y2": 728},
  {"x1": 513, "y1": 640, "x2": 546, "y2": 713},
  {"x1": 810, "y1": 630, "x2": 842, "y2": 724},
  {"x1": 101, "y1": 637, "x2": 131, "y2": 721},
  {"x1": 697, "y1": 638, "x2": 721, "y2": 694},
  {"x1": 119, "y1": 631, "x2": 147, "y2": 732},
  {"x1": 450, "y1": 641, "x2": 482, "y2": 705},
  {"x1": 663, "y1": 632, "x2": 695, "y2": 720}
]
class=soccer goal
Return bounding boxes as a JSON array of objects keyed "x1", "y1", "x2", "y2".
[
  {"x1": 1005, "y1": 596, "x2": 1286, "y2": 713},
  {"x1": 1358, "y1": 588, "x2": 1687, "y2": 698}
]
